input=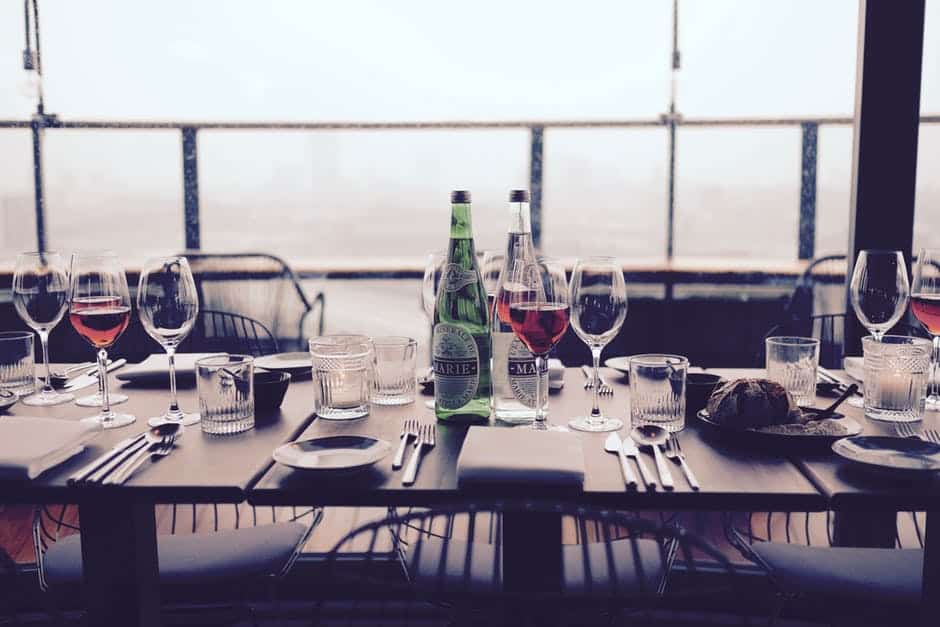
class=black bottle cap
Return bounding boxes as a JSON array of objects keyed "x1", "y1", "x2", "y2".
[
  {"x1": 509, "y1": 189, "x2": 529, "y2": 202},
  {"x1": 450, "y1": 190, "x2": 471, "y2": 203}
]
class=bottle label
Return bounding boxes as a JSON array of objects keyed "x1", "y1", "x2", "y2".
[
  {"x1": 441, "y1": 263, "x2": 477, "y2": 293},
  {"x1": 507, "y1": 337, "x2": 547, "y2": 407},
  {"x1": 433, "y1": 323, "x2": 480, "y2": 410}
]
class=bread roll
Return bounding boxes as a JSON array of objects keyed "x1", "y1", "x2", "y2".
[{"x1": 706, "y1": 378, "x2": 803, "y2": 428}]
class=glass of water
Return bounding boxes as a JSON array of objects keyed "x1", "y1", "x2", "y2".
[
  {"x1": 0, "y1": 331, "x2": 36, "y2": 396},
  {"x1": 197, "y1": 354, "x2": 255, "y2": 435},
  {"x1": 765, "y1": 336, "x2": 820, "y2": 404},
  {"x1": 310, "y1": 335, "x2": 373, "y2": 420},
  {"x1": 629, "y1": 354, "x2": 688, "y2": 433},
  {"x1": 371, "y1": 336, "x2": 417, "y2": 405},
  {"x1": 863, "y1": 335, "x2": 931, "y2": 422}
]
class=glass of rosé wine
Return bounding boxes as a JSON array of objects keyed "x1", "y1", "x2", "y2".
[{"x1": 912, "y1": 249, "x2": 940, "y2": 411}]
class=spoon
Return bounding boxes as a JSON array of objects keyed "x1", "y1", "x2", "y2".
[
  {"x1": 630, "y1": 425, "x2": 674, "y2": 490},
  {"x1": 801, "y1": 384, "x2": 858, "y2": 422},
  {"x1": 604, "y1": 432, "x2": 638, "y2": 488},
  {"x1": 85, "y1": 422, "x2": 183, "y2": 484}
]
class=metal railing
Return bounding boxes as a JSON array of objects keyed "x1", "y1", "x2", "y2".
[{"x1": 1, "y1": 113, "x2": 939, "y2": 260}]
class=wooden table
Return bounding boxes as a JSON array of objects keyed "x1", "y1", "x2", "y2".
[
  {"x1": 0, "y1": 368, "x2": 315, "y2": 627},
  {"x1": 250, "y1": 367, "x2": 825, "y2": 596}
]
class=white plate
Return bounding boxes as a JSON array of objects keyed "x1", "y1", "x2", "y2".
[
  {"x1": 116, "y1": 353, "x2": 224, "y2": 383},
  {"x1": 273, "y1": 435, "x2": 392, "y2": 472},
  {"x1": 603, "y1": 357, "x2": 631, "y2": 376},
  {"x1": 832, "y1": 436, "x2": 940, "y2": 472},
  {"x1": 255, "y1": 352, "x2": 313, "y2": 373}
]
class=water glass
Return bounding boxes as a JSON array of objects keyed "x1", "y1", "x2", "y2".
[
  {"x1": 310, "y1": 335, "x2": 373, "y2": 420},
  {"x1": 765, "y1": 336, "x2": 820, "y2": 404},
  {"x1": 863, "y1": 335, "x2": 931, "y2": 422},
  {"x1": 197, "y1": 354, "x2": 255, "y2": 435},
  {"x1": 371, "y1": 336, "x2": 417, "y2": 405},
  {"x1": 629, "y1": 354, "x2": 688, "y2": 433},
  {"x1": 0, "y1": 332, "x2": 35, "y2": 396}
]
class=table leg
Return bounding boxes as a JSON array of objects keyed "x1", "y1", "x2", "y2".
[
  {"x1": 502, "y1": 510, "x2": 562, "y2": 596},
  {"x1": 922, "y1": 510, "x2": 939, "y2": 627},
  {"x1": 79, "y1": 500, "x2": 160, "y2": 627},
  {"x1": 831, "y1": 510, "x2": 896, "y2": 548}
]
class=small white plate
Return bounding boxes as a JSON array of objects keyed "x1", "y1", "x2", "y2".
[
  {"x1": 273, "y1": 435, "x2": 392, "y2": 472},
  {"x1": 603, "y1": 357, "x2": 631, "y2": 376},
  {"x1": 255, "y1": 352, "x2": 313, "y2": 373},
  {"x1": 832, "y1": 435, "x2": 940, "y2": 472},
  {"x1": 0, "y1": 389, "x2": 17, "y2": 411}
]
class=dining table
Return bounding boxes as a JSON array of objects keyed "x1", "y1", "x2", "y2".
[{"x1": 2, "y1": 362, "x2": 939, "y2": 626}]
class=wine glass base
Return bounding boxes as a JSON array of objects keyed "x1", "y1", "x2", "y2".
[
  {"x1": 22, "y1": 391, "x2": 74, "y2": 406},
  {"x1": 520, "y1": 422, "x2": 570, "y2": 432},
  {"x1": 83, "y1": 413, "x2": 136, "y2": 429},
  {"x1": 926, "y1": 396, "x2": 940, "y2": 411},
  {"x1": 148, "y1": 412, "x2": 200, "y2": 427},
  {"x1": 568, "y1": 416, "x2": 623, "y2": 433},
  {"x1": 76, "y1": 392, "x2": 128, "y2": 407}
]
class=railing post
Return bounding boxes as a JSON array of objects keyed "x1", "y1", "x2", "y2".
[
  {"x1": 529, "y1": 126, "x2": 544, "y2": 249},
  {"x1": 798, "y1": 122, "x2": 818, "y2": 260},
  {"x1": 181, "y1": 127, "x2": 201, "y2": 250},
  {"x1": 30, "y1": 116, "x2": 47, "y2": 252}
]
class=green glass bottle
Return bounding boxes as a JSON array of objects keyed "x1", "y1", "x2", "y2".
[{"x1": 433, "y1": 190, "x2": 492, "y2": 422}]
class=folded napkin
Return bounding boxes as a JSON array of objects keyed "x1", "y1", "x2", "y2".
[
  {"x1": 548, "y1": 358, "x2": 565, "y2": 390},
  {"x1": 457, "y1": 426, "x2": 585, "y2": 488},
  {"x1": 843, "y1": 357, "x2": 864, "y2": 382},
  {"x1": 0, "y1": 417, "x2": 100, "y2": 480},
  {"x1": 116, "y1": 353, "x2": 224, "y2": 383}
]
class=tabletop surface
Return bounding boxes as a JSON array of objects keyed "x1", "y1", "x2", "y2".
[
  {"x1": 249, "y1": 367, "x2": 825, "y2": 511},
  {"x1": 0, "y1": 363, "x2": 314, "y2": 504}
]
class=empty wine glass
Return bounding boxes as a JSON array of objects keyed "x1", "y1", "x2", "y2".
[
  {"x1": 568, "y1": 257, "x2": 627, "y2": 432},
  {"x1": 478, "y1": 250, "x2": 504, "y2": 313},
  {"x1": 911, "y1": 249, "x2": 940, "y2": 411},
  {"x1": 849, "y1": 250, "x2": 910, "y2": 408},
  {"x1": 138, "y1": 256, "x2": 200, "y2": 426},
  {"x1": 12, "y1": 252, "x2": 73, "y2": 406},
  {"x1": 69, "y1": 252, "x2": 135, "y2": 428},
  {"x1": 507, "y1": 256, "x2": 570, "y2": 431}
]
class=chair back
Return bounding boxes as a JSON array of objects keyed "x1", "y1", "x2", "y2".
[{"x1": 183, "y1": 309, "x2": 279, "y2": 356}]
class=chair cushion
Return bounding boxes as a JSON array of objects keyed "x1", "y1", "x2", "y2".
[
  {"x1": 43, "y1": 521, "x2": 308, "y2": 587},
  {"x1": 406, "y1": 536, "x2": 666, "y2": 598},
  {"x1": 751, "y1": 542, "x2": 923, "y2": 605}
]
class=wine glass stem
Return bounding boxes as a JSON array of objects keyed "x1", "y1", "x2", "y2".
[
  {"x1": 590, "y1": 346, "x2": 602, "y2": 424},
  {"x1": 534, "y1": 354, "x2": 546, "y2": 427},
  {"x1": 37, "y1": 329, "x2": 53, "y2": 393},
  {"x1": 932, "y1": 335, "x2": 940, "y2": 399},
  {"x1": 167, "y1": 347, "x2": 181, "y2": 416},
  {"x1": 98, "y1": 349, "x2": 112, "y2": 419}
]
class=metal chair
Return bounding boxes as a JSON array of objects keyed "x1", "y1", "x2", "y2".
[
  {"x1": 782, "y1": 254, "x2": 847, "y2": 322},
  {"x1": 183, "y1": 252, "x2": 325, "y2": 351},
  {"x1": 182, "y1": 308, "x2": 279, "y2": 357}
]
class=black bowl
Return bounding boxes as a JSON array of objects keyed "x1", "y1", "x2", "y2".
[
  {"x1": 686, "y1": 373, "x2": 724, "y2": 417},
  {"x1": 254, "y1": 370, "x2": 290, "y2": 413}
]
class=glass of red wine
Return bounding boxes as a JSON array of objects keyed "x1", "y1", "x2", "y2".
[
  {"x1": 68, "y1": 252, "x2": 136, "y2": 428},
  {"x1": 912, "y1": 249, "x2": 940, "y2": 411},
  {"x1": 507, "y1": 256, "x2": 570, "y2": 430}
]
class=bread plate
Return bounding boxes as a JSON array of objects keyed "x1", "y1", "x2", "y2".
[
  {"x1": 696, "y1": 408, "x2": 861, "y2": 444},
  {"x1": 273, "y1": 435, "x2": 391, "y2": 473}
]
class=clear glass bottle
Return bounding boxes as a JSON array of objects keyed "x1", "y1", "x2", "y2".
[
  {"x1": 492, "y1": 189, "x2": 547, "y2": 423},
  {"x1": 433, "y1": 190, "x2": 492, "y2": 422}
]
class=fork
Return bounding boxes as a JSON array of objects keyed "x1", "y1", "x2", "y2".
[
  {"x1": 402, "y1": 424, "x2": 436, "y2": 486},
  {"x1": 664, "y1": 435, "x2": 700, "y2": 491},
  {"x1": 595, "y1": 371, "x2": 614, "y2": 397},
  {"x1": 923, "y1": 429, "x2": 940, "y2": 444},
  {"x1": 393, "y1": 419, "x2": 419, "y2": 469},
  {"x1": 581, "y1": 365, "x2": 594, "y2": 390},
  {"x1": 895, "y1": 422, "x2": 922, "y2": 439},
  {"x1": 104, "y1": 435, "x2": 177, "y2": 485}
]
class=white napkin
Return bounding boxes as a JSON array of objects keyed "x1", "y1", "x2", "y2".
[
  {"x1": 843, "y1": 357, "x2": 864, "y2": 382},
  {"x1": 548, "y1": 358, "x2": 565, "y2": 390},
  {"x1": 0, "y1": 417, "x2": 100, "y2": 480},
  {"x1": 457, "y1": 426, "x2": 585, "y2": 487},
  {"x1": 116, "y1": 353, "x2": 224, "y2": 383}
]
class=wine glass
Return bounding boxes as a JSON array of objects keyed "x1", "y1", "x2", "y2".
[
  {"x1": 138, "y1": 256, "x2": 200, "y2": 426},
  {"x1": 568, "y1": 257, "x2": 627, "y2": 432},
  {"x1": 68, "y1": 252, "x2": 135, "y2": 428},
  {"x1": 911, "y1": 249, "x2": 940, "y2": 411},
  {"x1": 507, "y1": 256, "x2": 570, "y2": 430},
  {"x1": 849, "y1": 250, "x2": 910, "y2": 407},
  {"x1": 12, "y1": 252, "x2": 74, "y2": 406},
  {"x1": 479, "y1": 250, "x2": 504, "y2": 315}
]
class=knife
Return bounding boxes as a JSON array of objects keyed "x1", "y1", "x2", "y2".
[
  {"x1": 63, "y1": 359, "x2": 127, "y2": 392},
  {"x1": 622, "y1": 435, "x2": 657, "y2": 489},
  {"x1": 67, "y1": 429, "x2": 146, "y2": 484}
]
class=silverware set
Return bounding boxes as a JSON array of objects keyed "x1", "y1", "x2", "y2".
[
  {"x1": 605, "y1": 430, "x2": 699, "y2": 491},
  {"x1": 67, "y1": 422, "x2": 182, "y2": 486},
  {"x1": 394, "y1": 420, "x2": 436, "y2": 485},
  {"x1": 59, "y1": 359, "x2": 127, "y2": 393},
  {"x1": 581, "y1": 365, "x2": 613, "y2": 396},
  {"x1": 895, "y1": 423, "x2": 940, "y2": 443},
  {"x1": 817, "y1": 367, "x2": 862, "y2": 398}
]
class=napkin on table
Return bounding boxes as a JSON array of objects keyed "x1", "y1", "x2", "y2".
[
  {"x1": 457, "y1": 425, "x2": 585, "y2": 488},
  {"x1": 0, "y1": 417, "x2": 100, "y2": 480},
  {"x1": 548, "y1": 358, "x2": 565, "y2": 390},
  {"x1": 116, "y1": 353, "x2": 223, "y2": 384}
]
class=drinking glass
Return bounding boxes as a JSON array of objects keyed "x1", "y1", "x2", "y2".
[
  {"x1": 310, "y1": 335, "x2": 374, "y2": 420},
  {"x1": 138, "y1": 256, "x2": 200, "y2": 426},
  {"x1": 12, "y1": 252, "x2": 73, "y2": 406},
  {"x1": 862, "y1": 335, "x2": 930, "y2": 422},
  {"x1": 0, "y1": 331, "x2": 36, "y2": 396},
  {"x1": 629, "y1": 354, "x2": 688, "y2": 432},
  {"x1": 911, "y1": 249, "x2": 940, "y2": 410},
  {"x1": 765, "y1": 336, "x2": 820, "y2": 404},
  {"x1": 568, "y1": 257, "x2": 627, "y2": 432},
  {"x1": 420, "y1": 251, "x2": 446, "y2": 408},
  {"x1": 507, "y1": 256, "x2": 570, "y2": 430},
  {"x1": 68, "y1": 252, "x2": 135, "y2": 428},
  {"x1": 371, "y1": 336, "x2": 417, "y2": 405},
  {"x1": 197, "y1": 354, "x2": 254, "y2": 435}
]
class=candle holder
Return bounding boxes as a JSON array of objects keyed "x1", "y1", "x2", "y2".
[{"x1": 862, "y1": 335, "x2": 932, "y2": 423}]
